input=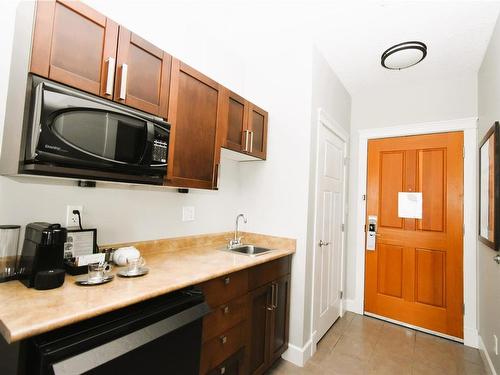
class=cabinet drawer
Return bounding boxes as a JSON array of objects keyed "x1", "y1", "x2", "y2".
[
  {"x1": 200, "y1": 323, "x2": 244, "y2": 375},
  {"x1": 248, "y1": 256, "x2": 291, "y2": 290},
  {"x1": 207, "y1": 348, "x2": 244, "y2": 375},
  {"x1": 200, "y1": 270, "x2": 248, "y2": 307},
  {"x1": 203, "y1": 294, "x2": 248, "y2": 342}
]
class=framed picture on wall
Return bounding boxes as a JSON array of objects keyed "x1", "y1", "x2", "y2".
[{"x1": 479, "y1": 121, "x2": 500, "y2": 250}]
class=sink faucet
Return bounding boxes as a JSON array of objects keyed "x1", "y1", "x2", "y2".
[{"x1": 229, "y1": 214, "x2": 247, "y2": 248}]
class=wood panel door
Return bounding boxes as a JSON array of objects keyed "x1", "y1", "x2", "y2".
[
  {"x1": 269, "y1": 275, "x2": 291, "y2": 364},
  {"x1": 222, "y1": 89, "x2": 248, "y2": 153},
  {"x1": 247, "y1": 103, "x2": 268, "y2": 160},
  {"x1": 365, "y1": 132, "x2": 464, "y2": 338},
  {"x1": 114, "y1": 27, "x2": 171, "y2": 118},
  {"x1": 166, "y1": 59, "x2": 222, "y2": 189},
  {"x1": 248, "y1": 284, "x2": 271, "y2": 375},
  {"x1": 30, "y1": 0, "x2": 118, "y2": 98}
]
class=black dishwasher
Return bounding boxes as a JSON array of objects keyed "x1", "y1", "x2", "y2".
[{"x1": 26, "y1": 288, "x2": 210, "y2": 375}]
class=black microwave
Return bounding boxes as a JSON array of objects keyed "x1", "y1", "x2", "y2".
[{"x1": 22, "y1": 75, "x2": 170, "y2": 185}]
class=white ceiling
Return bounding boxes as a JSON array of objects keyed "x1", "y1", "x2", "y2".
[{"x1": 311, "y1": 1, "x2": 500, "y2": 95}]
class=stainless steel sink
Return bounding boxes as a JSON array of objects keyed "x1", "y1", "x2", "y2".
[{"x1": 225, "y1": 245, "x2": 273, "y2": 257}]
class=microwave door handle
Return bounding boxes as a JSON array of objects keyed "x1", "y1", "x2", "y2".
[
  {"x1": 142, "y1": 122, "x2": 156, "y2": 164},
  {"x1": 30, "y1": 82, "x2": 44, "y2": 159}
]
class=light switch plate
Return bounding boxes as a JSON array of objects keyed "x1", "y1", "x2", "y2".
[{"x1": 182, "y1": 206, "x2": 195, "y2": 222}]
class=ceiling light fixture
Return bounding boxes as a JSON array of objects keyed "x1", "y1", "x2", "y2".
[{"x1": 381, "y1": 41, "x2": 427, "y2": 70}]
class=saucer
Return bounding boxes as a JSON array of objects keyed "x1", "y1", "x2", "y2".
[
  {"x1": 75, "y1": 274, "x2": 114, "y2": 286},
  {"x1": 117, "y1": 267, "x2": 149, "y2": 278}
]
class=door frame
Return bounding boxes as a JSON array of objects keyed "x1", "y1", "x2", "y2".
[
  {"x1": 310, "y1": 108, "x2": 349, "y2": 353},
  {"x1": 350, "y1": 117, "x2": 478, "y2": 347}
]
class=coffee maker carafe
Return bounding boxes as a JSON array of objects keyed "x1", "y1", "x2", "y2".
[{"x1": 19, "y1": 223, "x2": 67, "y2": 290}]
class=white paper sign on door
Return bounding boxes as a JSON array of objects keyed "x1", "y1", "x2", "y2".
[{"x1": 398, "y1": 192, "x2": 422, "y2": 219}]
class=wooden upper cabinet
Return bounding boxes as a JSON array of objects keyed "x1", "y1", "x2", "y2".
[
  {"x1": 222, "y1": 89, "x2": 248, "y2": 153},
  {"x1": 30, "y1": 0, "x2": 118, "y2": 98},
  {"x1": 114, "y1": 28, "x2": 171, "y2": 118},
  {"x1": 166, "y1": 59, "x2": 222, "y2": 189},
  {"x1": 247, "y1": 103, "x2": 268, "y2": 160},
  {"x1": 221, "y1": 90, "x2": 268, "y2": 160}
]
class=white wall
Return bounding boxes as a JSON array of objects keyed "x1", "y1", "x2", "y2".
[
  {"x1": 0, "y1": 0, "x2": 347, "y2": 366},
  {"x1": 346, "y1": 74, "x2": 478, "y2": 305},
  {"x1": 478, "y1": 13, "x2": 500, "y2": 372},
  {"x1": 305, "y1": 46, "x2": 351, "y2": 344}
]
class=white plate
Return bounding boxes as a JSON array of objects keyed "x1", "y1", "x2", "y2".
[{"x1": 117, "y1": 267, "x2": 149, "y2": 278}]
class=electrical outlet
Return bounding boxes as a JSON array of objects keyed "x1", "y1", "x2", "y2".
[
  {"x1": 182, "y1": 206, "x2": 195, "y2": 222},
  {"x1": 494, "y1": 334, "x2": 498, "y2": 355},
  {"x1": 66, "y1": 205, "x2": 83, "y2": 227}
]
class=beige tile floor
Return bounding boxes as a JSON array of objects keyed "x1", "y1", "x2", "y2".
[{"x1": 267, "y1": 312, "x2": 489, "y2": 375}]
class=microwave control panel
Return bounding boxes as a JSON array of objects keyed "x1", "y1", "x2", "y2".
[
  {"x1": 152, "y1": 139, "x2": 168, "y2": 163},
  {"x1": 152, "y1": 125, "x2": 169, "y2": 164}
]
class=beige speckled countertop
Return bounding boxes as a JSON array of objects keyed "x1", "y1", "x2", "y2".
[{"x1": 0, "y1": 232, "x2": 295, "y2": 344}]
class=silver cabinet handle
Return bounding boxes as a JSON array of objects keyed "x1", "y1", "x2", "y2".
[
  {"x1": 249, "y1": 131, "x2": 254, "y2": 153},
  {"x1": 494, "y1": 255, "x2": 500, "y2": 264},
  {"x1": 223, "y1": 276, "x2": 230, "y2": 285},
  {"x1": 105, "y1": 57, "x2": 115, "y2": 95},
  {"x1": 319, "y1": 240, "x2": 330, "y2": 247},
  {"x1": 220, "y1": 366, "x2": 226, "y2": 375},
  {"x1": 222, "y1": 305, "x2": 230, "y2": 315},
  {"x1": 244, "y1": 130, "x2": 249, "y2": 152},
  {"x1": 119, "y1": 63, "x2": 128, "y2": 100},
  {"x1": 219, "y1": 335, "x2": 227, "y2": 344}
]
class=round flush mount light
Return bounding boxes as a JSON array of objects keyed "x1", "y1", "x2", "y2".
[{"x1": 381, "y1": 41, "x2": 427, "y2": 70}]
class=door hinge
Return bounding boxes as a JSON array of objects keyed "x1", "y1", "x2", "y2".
[
  {"x1": 463, "y1": 303, "x2": 465, "y2": 315},
  {"x1": 364, "y1": 224, "x2": 367, "y2": 232},
  {"x1": 463, "y1": 147, "x2": 465, "y2": 159},
  {"x1": 343, "y1": 157, "x2": 348, "y2": 166},
  {"x1": 362, "y1": 194, "x2": 366, "y2": 201},
  {"x1": 339, "y1": 291, "x2": 343, "y2": 299},
  {"x1": 341, "y1": 223, "x2": 345, "y2": 232}
]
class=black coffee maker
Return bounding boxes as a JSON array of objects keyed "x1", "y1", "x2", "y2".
[{"x1": 18, "y1": 223, "x2": 67, "y2": 290}]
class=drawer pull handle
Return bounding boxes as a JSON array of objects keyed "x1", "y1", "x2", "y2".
[
  {"x1": 220, "y1": 335, "x2": 227, "y2": 344},
  {"x1": 223, "y1": 277, "x2": 230, "y2": 285},
  {"x1": 220, "y1": 366, "x2": 226, "y2": 374},
  {"x1": 222, "y1": 305, "x2": 230, "y2": 314}
]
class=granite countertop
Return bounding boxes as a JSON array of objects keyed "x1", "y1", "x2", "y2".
[{"x1": 0, "y1": 232, "x2": 295, "y2": 344}]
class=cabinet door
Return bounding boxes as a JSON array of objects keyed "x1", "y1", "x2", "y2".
[
  {"x1": 166, "y1": 59, "x2": 222, "y2": 189},
  {"x1": 269, "y1": 275, "x2": 291, "y2": 364},
  {"x1": 247, "y1": 284, "x2": 271, "y2": 375},
  {"x1": 247, "y1": 103, "x2": 268, "y2": 160},
  {"x1": 222, "y1": 89, "x2": 248, "y2": 153},
  {"x1": 114, "y1": 27, "x2": 171, "y2": 118},
  {"x1": 30, "y1": 0, "x2": 118, "y2": 98}
]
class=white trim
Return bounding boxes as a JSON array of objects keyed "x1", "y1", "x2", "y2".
[
  {"x1": 365, "y1": 312, "x2": 463, "y2": 343},
  {"x1": 353, "y1": 117, "x2": 478, "y2": 348},
  {"x1": 345, "y1": 298, "x2": 363, "y2": 314},
  {"x1": 479, "y1": 335, "x2": 498, "y2": 375},
  {"x1": 281, "y1": 338, "x2": 313, "y2": 367},
  {"x1": 309, "y1": 108, "x2": 349, "y2": 353}
]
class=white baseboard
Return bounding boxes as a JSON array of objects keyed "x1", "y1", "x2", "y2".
[
  {"x1": 281, "y1": 338, "x2": 313, "y2": 367},
  {"x1": 479, "y1": 335, "x2": 497, "y2": 375},
  {"x1": 464, "y1": 326, "x2": 479, "y2": 348},
  {"x1": 345, "y1": 298, "x2": 363, "y2": 314}
]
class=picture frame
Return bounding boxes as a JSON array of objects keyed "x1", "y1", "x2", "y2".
[
  {"x1": 479, "y1": 121, "x2": 500, "y2": 250},
  {"x1": 64, "y1": 228, "x2": 98, "y2": 259}
]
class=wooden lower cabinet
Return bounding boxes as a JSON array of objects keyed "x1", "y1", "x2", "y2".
[{"x1": 198, "y1": 257, "x2": 291, "y2": 375}]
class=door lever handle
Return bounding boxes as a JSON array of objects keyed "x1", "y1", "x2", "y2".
[
  {"x1": 319, "y1": 240, "x2": 330, "y2": 247},
  {"x1": 494, "y1": 255, "x2": 500, "y2": 264}
]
